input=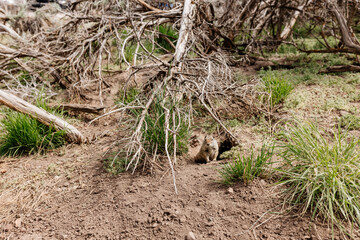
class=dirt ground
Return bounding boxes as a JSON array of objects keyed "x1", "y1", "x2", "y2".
[
  {"x1": 0, "y1": 119, "x2": 354, "y2": 240},
  {"x1": 1, "y1": 68, "x2": 359, "y2": 240}
]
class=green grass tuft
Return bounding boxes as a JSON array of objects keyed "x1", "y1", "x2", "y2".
[
  {"x1": 108, "y1": 93, "x2": 190, "y2": 173},
  {"x1": 123, "y1": 40, "x2": 153, "y2": 63},
  {"x1": 260, "y1": 71, "x2": 294, "y2": 107},
  {"x1": 219, "y1": 144, "x2": 274, "y2": 185},
  {"x1": 156, "y1": 24, "x2": 178, "y2": 52},
  {"x1": 141, "y1": 96, "x2": 189, "y2": 155},
  {"x1": 0, "y1": 111, "x2": 66, "y2": 156},
  {"x1": 277, "y1": 120, "x2": 360, "y2": 234},
  {"x1": 117, "y1": 87, "x2": 140, "y2": 105}
]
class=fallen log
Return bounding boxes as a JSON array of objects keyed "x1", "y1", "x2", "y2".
[
  {"x1": 48, "y1": 103, "x2": 106, "y2": 114},
  {"x1": 319, "y1": 65, "x2": 360, "y2": 73},
  {"x1": 0, "y1": 90, "x2": 85, "y2": 143}
]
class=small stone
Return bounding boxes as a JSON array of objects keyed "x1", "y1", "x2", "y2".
[
  {"x1": 185, "y1": 231, "x2": 196, "y2": 240},
  {"x1": 15, "y1": 218, "x2": 22, "y2": 228},
  {"x1": 0, "y1": 169, "x2": 7, "y2": 174},
  {"x1": 179, "y1": 216, "x2": 187, "y2": 223},
  {"x1": 227, "y1": 187, "x2": 234, "y2": 194}
]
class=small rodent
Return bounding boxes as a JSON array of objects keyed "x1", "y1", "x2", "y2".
[{"x1": 194, "y1": 135, "x2": 219, "y2": 164}]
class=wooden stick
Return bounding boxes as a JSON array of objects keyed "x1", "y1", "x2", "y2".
[
  {"x1": 0, "y1": 90, "x2": 85, "y2": 143},
  {"x1": 133, "y1": 0, "x2": 163, "y2": 12}
]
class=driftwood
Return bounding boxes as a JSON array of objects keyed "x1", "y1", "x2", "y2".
[
  {"x1": 0, "y1": 90, "x2": 85, "y2": 143},
  {"x1": 319, "y1": 65, "x2": 360, "y2": 73},
  {"x1": 48, "y1": 103, "x2": 106, "y2": 114}
]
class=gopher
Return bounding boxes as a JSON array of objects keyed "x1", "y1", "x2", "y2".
[{"x1": 194, "y1": 135, "x2": 219, "y2": 164}]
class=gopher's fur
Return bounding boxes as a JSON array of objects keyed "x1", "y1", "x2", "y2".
[{"x1": 194, "y1": 135, "x2": 218, "y2": 164}]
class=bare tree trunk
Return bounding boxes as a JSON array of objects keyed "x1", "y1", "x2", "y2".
[
  {"x1": 280, "y1": 0, "x2": 314, "y2": 40},
  {"x1": 0, "y1": 90, "x2": 85, "y2": 143},
  {"x1": 251, "y1": 0, "x2": 272, "y2": 39},
  {"x1": 174, "y1": 0, "x2": 197, "y2": 66},
  {"x1": 327, "y1": 0, "x2": 360, "y2": 54}
]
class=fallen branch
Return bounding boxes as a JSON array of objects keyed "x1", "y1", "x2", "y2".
[
  {"x1": 133, "y1": 0, "x2": 163, "y2": 12},
  {"x1": 48, "y1": 103, "x2": 107, "y2": 114},
  {"x1": 0, "y1": 90, "x2": 85, "y2": 143},
  {"x1": 319, "y1": 64, "x2": 360, "y2": 73}
]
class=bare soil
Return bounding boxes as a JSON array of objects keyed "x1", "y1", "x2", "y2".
[
  {"x1": 0, "y1": 120, "x2": 351, "y2": 240},
  {"x1": 1, "y1": 69, "x2": 358, "y2": 240}
]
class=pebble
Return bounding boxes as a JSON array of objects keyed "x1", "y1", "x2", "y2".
[
  {"x1": 179, "y1": 216, "x2": 187, "y2": 223},
  {"x1": 227, "y1": 187, "x2": 234, "y2": 194},
  {"x1": 0, "y1": 169, "x2": 7, "y2": 174},
  {"x1": 15, "y1": 218, "x2": 22, "y2": 228},
  {"x1": 185, "y1": 231, "x2": 196, "y2": 240}
]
